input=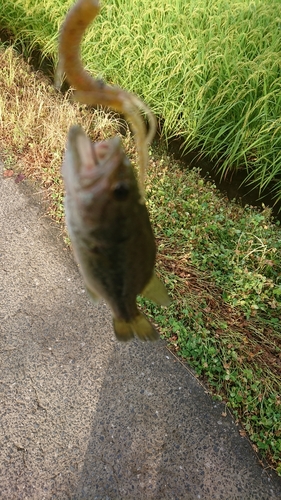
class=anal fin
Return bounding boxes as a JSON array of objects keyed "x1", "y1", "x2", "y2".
[{"x1": 141, "y1": 273, "x2": 171, "y2": 306}]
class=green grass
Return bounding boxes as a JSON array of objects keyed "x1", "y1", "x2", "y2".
[
  {"x1": 1, "y1": 0, "x2": 281, "y2": 201},
  {"x1": 140, "y1": 158, "x2": 281, "y2": 472}
]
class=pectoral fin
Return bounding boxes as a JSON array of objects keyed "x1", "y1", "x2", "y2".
[{"x1": 141, "y1": 273, "x2": 171, "y2": 306}]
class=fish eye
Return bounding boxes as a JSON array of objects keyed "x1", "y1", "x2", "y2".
[
  {"x1": 112, "y1": 182, "x2": 130, "y2": 200},
  {"x1": 90, "y1": 246, "x2": 101, "y2": 254}
]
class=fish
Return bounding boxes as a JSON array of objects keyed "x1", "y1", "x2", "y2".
[
  {"x1": 58, "y1": 0, "x2": 170, "y2": 340},
  {"x1": 62, "y1": 124, "x2": 170, "y2": 341}
]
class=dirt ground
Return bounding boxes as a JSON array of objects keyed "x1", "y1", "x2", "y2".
[{"x1": 1, "y1": 163, "x2": 281, "y2": 499}]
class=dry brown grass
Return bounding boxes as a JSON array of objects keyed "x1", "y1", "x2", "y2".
[{"x1": 0, "y1": 44, "x2": 128, "y2": 221}]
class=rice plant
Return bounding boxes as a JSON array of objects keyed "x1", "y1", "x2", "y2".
[{"x1": 1, "y1": 0, "x2": 281, "y2": 199}]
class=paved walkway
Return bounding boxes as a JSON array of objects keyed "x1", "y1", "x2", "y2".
[{"x1": 1, "y1": 164, "x2": 281, "y2": 499}]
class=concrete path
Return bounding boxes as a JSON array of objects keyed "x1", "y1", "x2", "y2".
[{"x1": 1, "y1": 163, "x2": 281, "y2": 500}]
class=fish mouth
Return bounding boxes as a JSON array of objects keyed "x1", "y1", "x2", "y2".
[{"x1": 66, "y1": 125, "x2": 129, "y2": 190}]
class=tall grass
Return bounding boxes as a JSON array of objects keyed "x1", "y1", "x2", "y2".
[{"x1": 1, "y1": 0, "x2": 281, "y2": 199}]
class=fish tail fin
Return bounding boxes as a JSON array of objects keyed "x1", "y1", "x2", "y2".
[
  {"x1": 132, "y1": 313, "x2": 159, "y2": 342},
  {"x1": 113, "y1": 313, "x2": 159, "y2": 342},
  {"x1": 113, "y1": 318, "x2": 135, "y2": 342}
]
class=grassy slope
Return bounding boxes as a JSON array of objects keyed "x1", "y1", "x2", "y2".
[
  {"x1": 0, "y1": 43, "x2": 280, "y2": 474},
  {"x1": 1, "y1": 0, "x2": 281, "y2": 200}
]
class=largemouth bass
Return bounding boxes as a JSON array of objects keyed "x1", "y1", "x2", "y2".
[{"x1": 63, "y1": 125, "x2": 170, "y2": 341}]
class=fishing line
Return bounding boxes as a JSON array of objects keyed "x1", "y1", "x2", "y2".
[{"x1": 56, "y1": 0, "x2": 156, "y2": 199}]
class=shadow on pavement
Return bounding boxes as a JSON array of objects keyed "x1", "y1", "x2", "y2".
[{"x1": 74, "y1": 340, "x2": 280, "y2": 500}]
